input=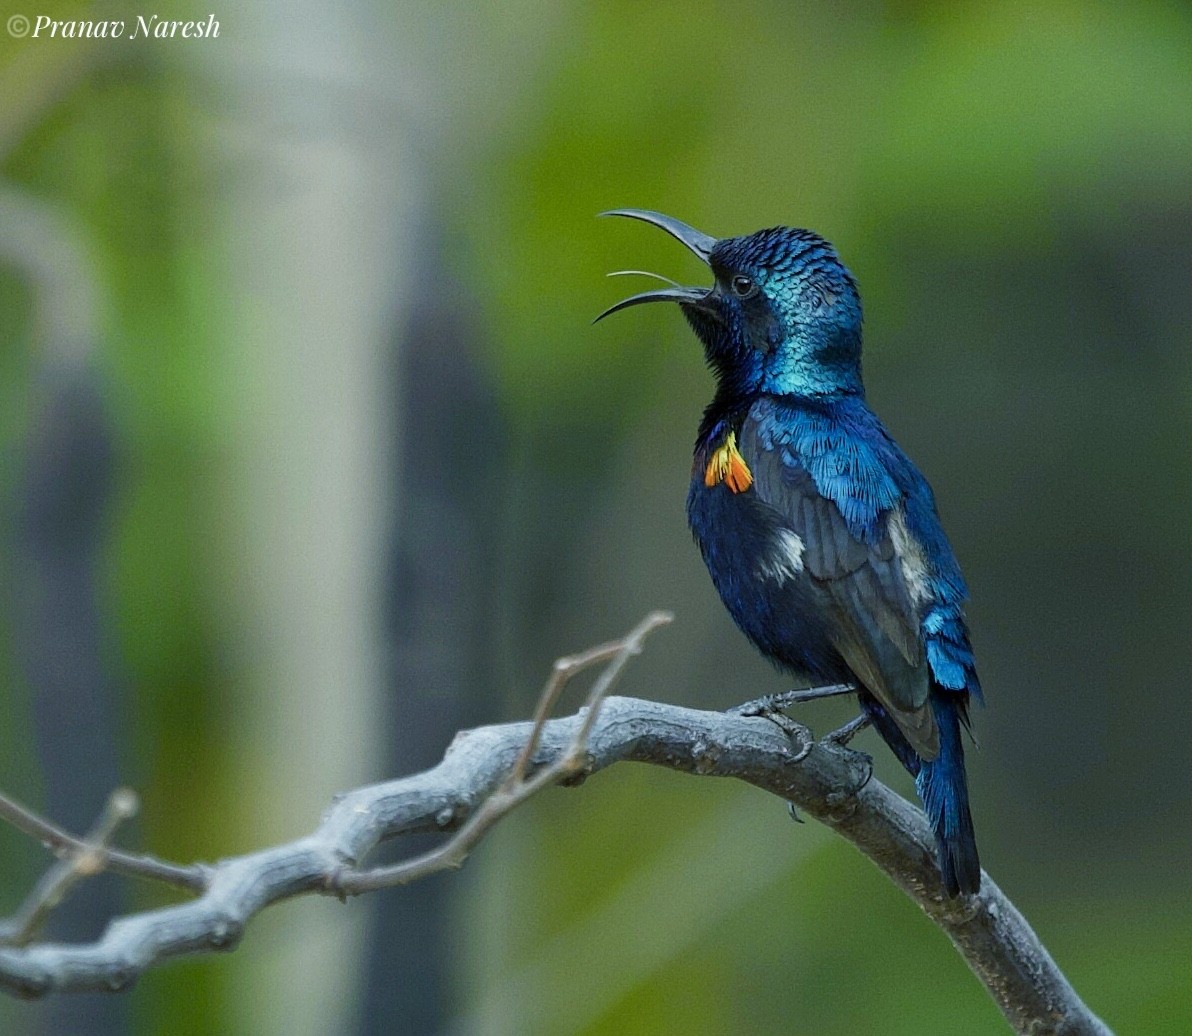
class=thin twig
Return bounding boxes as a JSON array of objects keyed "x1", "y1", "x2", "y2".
[
  {"x1": 0, "y1": 789, "x2": 206, "y2": 893},
  {"x1": 0, "y1": 789, "x2": 139, "y2": 947},
  {"x1": 330, "y1": 610, "x2": 673, "y2": 895},
  {"x1": 508, "y1": 639, "x2": 627, "y2": 784}
]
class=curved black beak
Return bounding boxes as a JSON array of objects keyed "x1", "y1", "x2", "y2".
[
  {"x1": 599, "y1": 208, "x2": 717, "y2": 262},
  {"x1": 595, "y1": 209, "x2": 719, "y2": 324},
  {"x1": 593, "y1": 284, "x2": 711, "y2": 323}
]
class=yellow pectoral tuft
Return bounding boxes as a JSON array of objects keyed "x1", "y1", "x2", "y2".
[{"x1": 704, "y1": 432, "x2": 753, "y2": 493}]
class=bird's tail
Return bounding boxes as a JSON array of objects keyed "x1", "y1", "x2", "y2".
[{"x1": 915, "y1": 694, "x2": 980, "y2": 896}]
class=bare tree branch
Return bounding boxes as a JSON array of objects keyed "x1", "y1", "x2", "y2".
[{"x1": 0, "y1": 616, "x2": 1110, "y2": 1035}]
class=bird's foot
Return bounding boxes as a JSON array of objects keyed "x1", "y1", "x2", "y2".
[
  {"x1": 749, "y1": 711, "x2": 815, "y2": 821},
  {"x1": 757, "y1": 710, "x2": 808, "y2": 744},
  {"x1": 823, "y1": 713, "x2": 871, "y2": 747},
  {"x1": 733, "y1": 707, "x2": 814, "y2": 765},
  {"x1": 820, "y1": 714, "x2": 874, "y2": 800},
  {"x1": 727, "y1": 683, "x2": 855, "y2": 718}
]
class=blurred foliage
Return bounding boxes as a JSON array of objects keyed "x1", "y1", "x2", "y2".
[
  {"x1": 2, "y1": 0, "x2": 1192, "y2": 1033},
  {"x1": 2, "y1": 45, "x2": 232, "y2": 1036}
]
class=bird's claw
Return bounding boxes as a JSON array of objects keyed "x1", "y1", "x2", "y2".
[
  {"x1": 739, "y1": 710, "x2": 815, "y2": 765},
  {"x1": 817, "y1": 714, "x2": 874, "y2": 800},
  {"x1": 752, "y1": 709, "x2": 803, "y2": 741}
]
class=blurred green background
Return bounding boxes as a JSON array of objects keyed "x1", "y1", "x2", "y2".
[{"x1": 2, "y1": 0, "x2": 1190, "y2": 1032}]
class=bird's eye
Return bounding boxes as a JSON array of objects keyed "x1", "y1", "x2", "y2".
[{"x1": 730, "y1": 275, "x2": 756, "y2": 299}]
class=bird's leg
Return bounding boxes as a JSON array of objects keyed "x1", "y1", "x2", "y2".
[
  {"x1": 727, "y1": 683, "x2": 855, "y2": 718},
  {"x1": 823, "y1": 713, "x2": 871, "y2": 747}
]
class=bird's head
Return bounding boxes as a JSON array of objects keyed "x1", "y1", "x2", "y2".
[{"x1": 597, "y1": 209, "x2": 864, "y2": 399}]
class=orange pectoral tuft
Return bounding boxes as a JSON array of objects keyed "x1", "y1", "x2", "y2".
[
  {"x1": 725, "y1": 451, "x2": 753, "y2": 493},
  {"x1": 704, "y1": 432, "x2": 753, "y2": 493}
]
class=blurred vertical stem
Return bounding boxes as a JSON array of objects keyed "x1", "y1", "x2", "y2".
[{"x1": 204, "y1": 5, "x2": 423, "y2": 1033}]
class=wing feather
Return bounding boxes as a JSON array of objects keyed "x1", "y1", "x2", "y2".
[{"x1": 740, "y1": 413, "x2": 939, "y2": 758}]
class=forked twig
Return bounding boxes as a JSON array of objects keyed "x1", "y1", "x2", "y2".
[
  {"x1": 0, "y1": 789, "x2": 206, "y2": 895},
  {"x1": 0, "y1": 789, "x2": 140, "y2": 947},
  {"x1": 330, "y1": 610, "x2": 673, "y2": 895}
]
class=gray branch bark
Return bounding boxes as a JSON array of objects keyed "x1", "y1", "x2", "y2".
[{"x1": 0, "y1": 693, "x2": 1110, "y2": 1035}]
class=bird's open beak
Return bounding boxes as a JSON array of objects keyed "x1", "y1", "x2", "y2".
[{"x1": 594, "y1": 209, "x2": 719, "y2": 323}]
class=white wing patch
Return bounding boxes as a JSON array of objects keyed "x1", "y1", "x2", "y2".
[
  {"x1": 757, "y1": 528, "x2": 806, "y2": 583},
  {"x1": 888, "y1": 509, "x2": 932, "y2": 606}
]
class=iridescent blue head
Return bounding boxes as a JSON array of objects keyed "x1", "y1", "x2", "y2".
[{"x1": 597, "y1": 209, "x2": 864, "y2": 399}]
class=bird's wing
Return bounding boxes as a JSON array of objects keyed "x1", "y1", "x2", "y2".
[{"x1": 739, "y1": 413, "x2": 940, "y2": 759}]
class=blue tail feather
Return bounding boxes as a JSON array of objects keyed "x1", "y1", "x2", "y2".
[{"x1": 916, "y1": 695, "x2": 980, "y2": 896}]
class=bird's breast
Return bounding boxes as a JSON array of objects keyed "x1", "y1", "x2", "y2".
[{"x1": 686, "y1": 471, "x2": 842, "y2": 680}]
